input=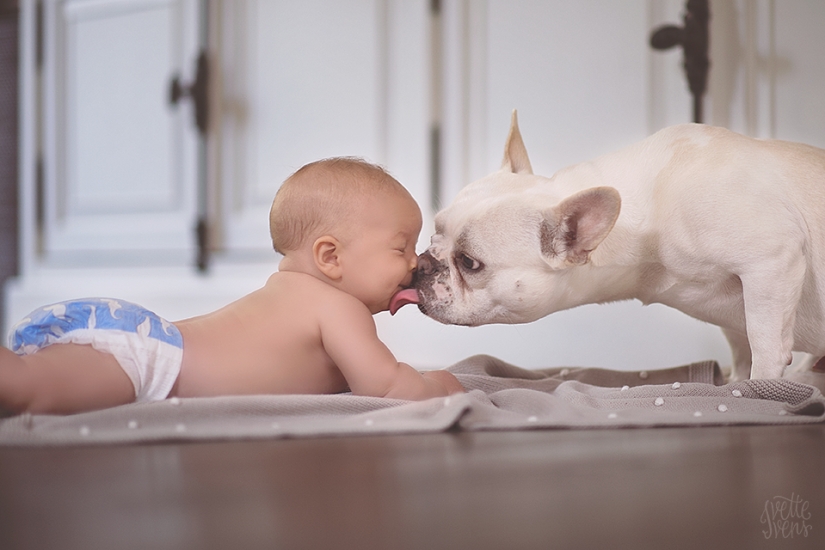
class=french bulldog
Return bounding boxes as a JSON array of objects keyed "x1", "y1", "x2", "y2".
[{"x1": 407, "y1": 111, "x2": 825, "y2": 380}]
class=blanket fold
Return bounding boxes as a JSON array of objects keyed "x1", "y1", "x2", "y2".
[{"x1": 1, "y1": 355, "x2": 823, "y2": 446}]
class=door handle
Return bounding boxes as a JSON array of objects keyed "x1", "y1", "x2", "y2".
[
  {"x1": 650, "y1": 0, "x2": 710, "y2": 124},
  {"x1": 169, "y1": 51, "x2": 209, "y2": 136}
]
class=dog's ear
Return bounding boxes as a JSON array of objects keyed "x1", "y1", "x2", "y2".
[
  {"x1": 501, "y1": 110, "x2": 533, "y2": 174},
  {"x1": 540, "y1": 187, "x2": 621, "y2": 266}
]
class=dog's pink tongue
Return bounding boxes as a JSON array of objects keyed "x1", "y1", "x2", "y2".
[{"x1": 389, "y1": 289, "x2": 419, "y2": 315}]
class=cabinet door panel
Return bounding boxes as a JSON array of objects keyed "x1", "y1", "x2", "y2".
[
  {"x1": 44, "y1": 0, "x2": 199, "y2": 257},
  {"x1": 220, "y1": 0, "x2": 389, "y2": 252}
]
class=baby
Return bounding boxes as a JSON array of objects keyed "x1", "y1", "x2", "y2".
[{"x1": 0, "y1": 158, "x2": 463, "y2": 415}]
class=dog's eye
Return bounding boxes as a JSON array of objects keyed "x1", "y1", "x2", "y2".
[{"x1": 458, "y1": 253, "x2": 482, "y2": 272}]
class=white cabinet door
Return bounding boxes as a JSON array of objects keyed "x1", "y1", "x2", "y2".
[
  {"x1": 41, "y1": 0, "x2": 201, "y2": 263},
  {"x1": 760, "y1": 0, "x2": 825, "y2": 147},
  {"x1": 216, "y1": 0, "x2": 432, "y2": 255}
]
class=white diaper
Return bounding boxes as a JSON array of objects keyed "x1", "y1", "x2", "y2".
[{"x1": 8, "y1": 298, "x2": 183, "y2": 402}]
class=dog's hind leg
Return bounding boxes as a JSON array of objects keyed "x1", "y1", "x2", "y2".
[
  {"x1": 784, "y1": 352, "x2": 819, "y2": 375},
  {"x1": 722, "y1": 328, "x2": 751, "y2": 382},
  {"x1": 739, "y1": 250, "x2": 807, "y2": 379}
]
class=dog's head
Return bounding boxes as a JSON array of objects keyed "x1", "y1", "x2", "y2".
[{"x1": 414, "y1": 112, "x2": 621, "y2": 326}]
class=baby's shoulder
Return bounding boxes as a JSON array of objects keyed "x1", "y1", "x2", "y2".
[{"x1": 266, "y1": 271, "x2": 367, "y2": 313}]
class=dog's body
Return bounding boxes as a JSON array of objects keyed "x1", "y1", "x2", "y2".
[{"x1": 415, "y1": 113, "x2": 825, "y2": 380}]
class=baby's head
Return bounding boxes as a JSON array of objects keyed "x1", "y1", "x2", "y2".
[
  {"x1": 270, "y1": 157, "x2": 420, "y2": 255},
  {"x1": 271, "y1": 157, "x2": 422, "y2": 313}
]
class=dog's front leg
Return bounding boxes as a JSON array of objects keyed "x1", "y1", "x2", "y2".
[{"x1": 740, "y1": 253, "x2": 806, "y2": 379}]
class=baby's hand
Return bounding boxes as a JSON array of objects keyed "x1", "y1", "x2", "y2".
[{"x1": 422, "y1": 370, "x2": 465, "y2": 395}]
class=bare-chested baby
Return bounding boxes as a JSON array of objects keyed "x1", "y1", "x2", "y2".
[{"x1": 0, "y1": 158, "x2": 463, "y2": 415}]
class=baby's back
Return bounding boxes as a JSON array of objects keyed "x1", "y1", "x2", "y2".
[{"x1": 173, "y1": 271, "x2": 350, "y2": 397}]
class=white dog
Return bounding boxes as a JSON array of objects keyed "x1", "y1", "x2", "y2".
[{"x1": 410, "y1": 112, "x2": 825, "y2": 381}]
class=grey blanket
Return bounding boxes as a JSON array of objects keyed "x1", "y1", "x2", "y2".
[{"x1": 2, "y1": 355, "x2": 824, "y2": 446}]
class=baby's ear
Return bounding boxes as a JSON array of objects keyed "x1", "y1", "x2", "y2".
[{"x1": 313, "y1": 236, "x2": 343, "y2": 280}]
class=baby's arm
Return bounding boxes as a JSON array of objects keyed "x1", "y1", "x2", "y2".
[
  {"x1": 319, "y1": 297, "x2": 464, "y2": 400},
  {"x1": 421, "y1": 369, "x2": 465, "y2": 395}
]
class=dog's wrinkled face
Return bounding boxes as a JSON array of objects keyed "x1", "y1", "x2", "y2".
[
  {"x1": 414, "y1": 112, "x2": 621, "y2": 326},
  {"x1": 415, "y1": 186, "x2": 553, "y2": 326}
]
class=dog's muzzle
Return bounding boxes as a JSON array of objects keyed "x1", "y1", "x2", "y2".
[
  {"x1": 416, "y1": 250, "x2": 438, "y2": 276},
  {"x1": 413, "y1": 250, "x2": 454, "y2": 318}
]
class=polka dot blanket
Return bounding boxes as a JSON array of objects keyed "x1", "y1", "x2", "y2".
[{"x1": 1, "y1": 355, "x2": 823, "y2": 446}]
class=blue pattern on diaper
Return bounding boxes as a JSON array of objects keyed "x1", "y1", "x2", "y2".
[{"x1": 9, "y1": 298, "x2": 183, "y2": 353}]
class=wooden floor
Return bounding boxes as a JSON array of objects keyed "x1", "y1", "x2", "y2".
[{"x1": 1, "y1": 424, "x2": 824, "y2": 550}]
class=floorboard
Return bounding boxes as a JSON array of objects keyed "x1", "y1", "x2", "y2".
[{"x1": 1, "y1": 425, "x2": 824, "y2": 549}]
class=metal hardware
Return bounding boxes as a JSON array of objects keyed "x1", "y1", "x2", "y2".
[
  {"x1": 169, "y1": 50, "x2": 209, "y2": 136},
  {"x1": 170, "y1": 50, "x2": 210, "y2": 271},
  {"x1": 650, "y1": 0, "x2": 710, "y2": 123},
  {"x1": 195, "y1": 216, "x2": 208, "y2": 272}
]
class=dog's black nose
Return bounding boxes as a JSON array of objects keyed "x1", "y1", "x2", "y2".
[{"x1": 417, "y1": 251, "x2": 436, "y2": 275}]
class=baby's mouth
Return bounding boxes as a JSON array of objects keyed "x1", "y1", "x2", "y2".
[{"x1": 389, "y1": 288, "x2": 420, "y2": 315}]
